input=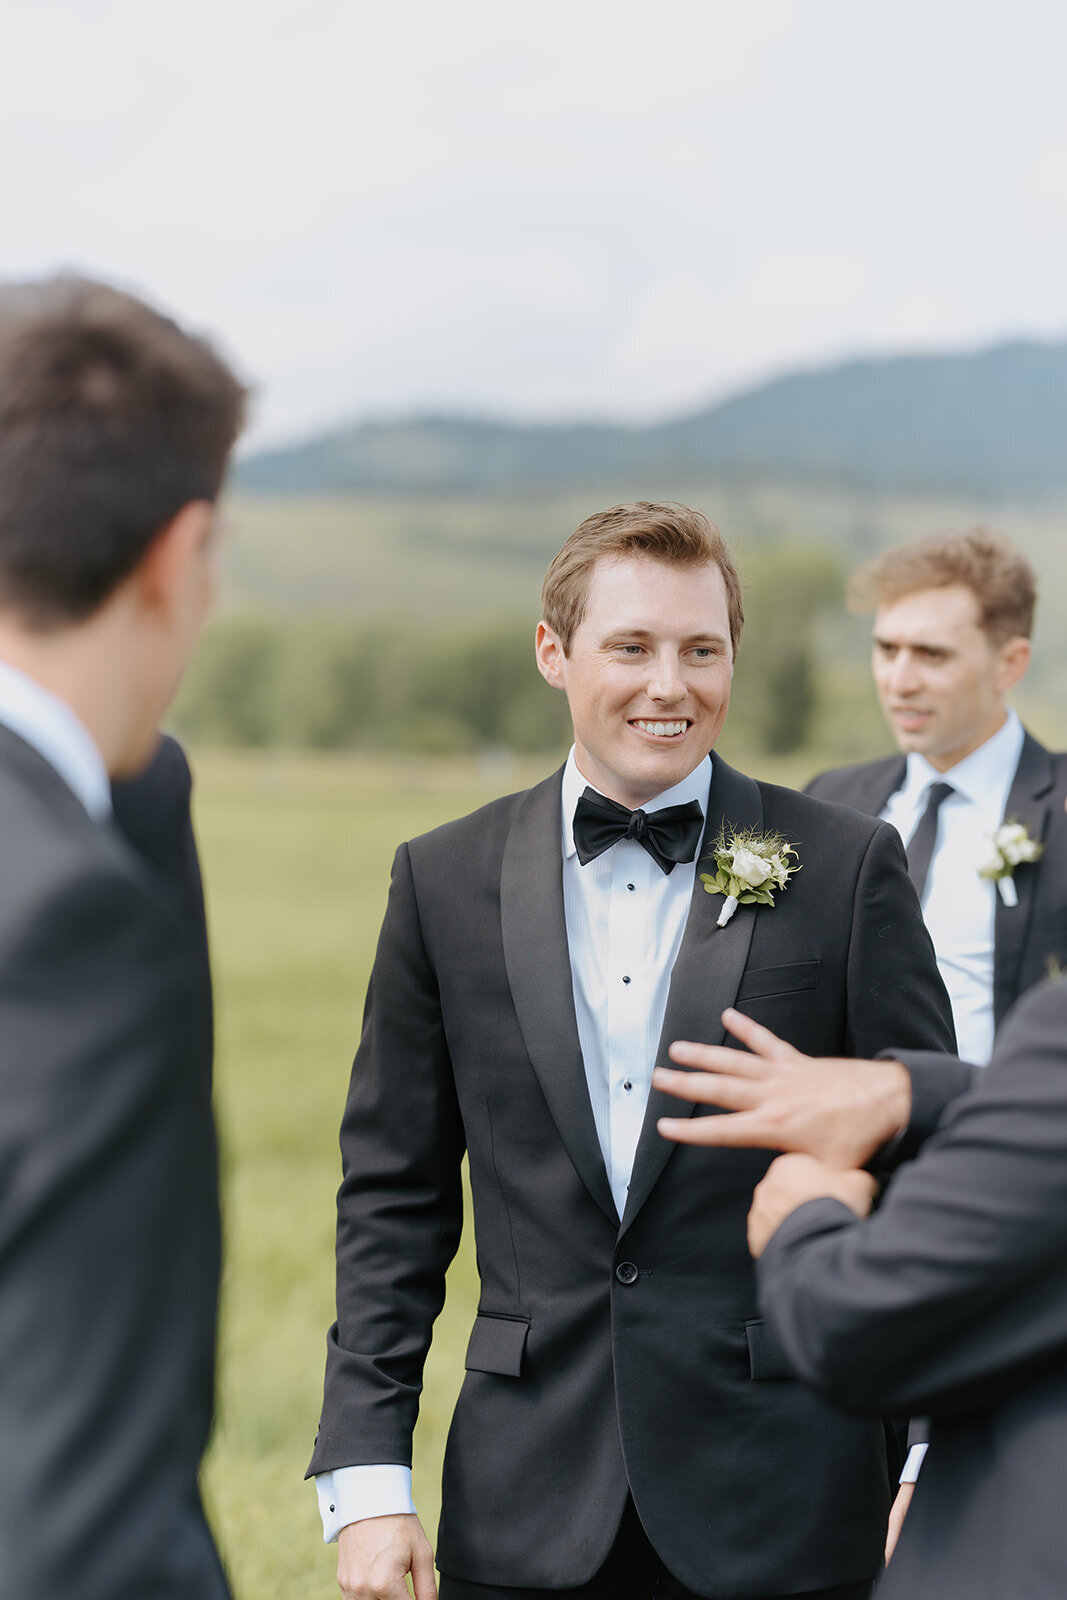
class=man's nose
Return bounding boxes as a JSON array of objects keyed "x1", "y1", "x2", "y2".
[
  {"x1": 648, "y1": 652, "x2": 686, "y2": 702},
  {"x1": 885, "y1": 651, "x2": 921, "y2": 694}
]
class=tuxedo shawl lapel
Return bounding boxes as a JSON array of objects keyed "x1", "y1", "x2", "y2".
[
  {"x1": 500, "y1": 769, "x2": 619, "y2": 1227},
  {"x1": 620, "y1": 756, "x2": 763, "y2": 1233},
  {"x1": 993, "y1": 732, "x2": 1055, "y2": 1025}
]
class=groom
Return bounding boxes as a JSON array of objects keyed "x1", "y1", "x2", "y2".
[{"x1": 310, "y1": 502, "x2": 955, "y2": 1600}]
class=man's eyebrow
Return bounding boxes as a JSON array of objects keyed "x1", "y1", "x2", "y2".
[
  {"x1": 603, "y1": 626, "x2": 730, "y2": 644},
  {"x1": 872, "y1": 633, "x2": 953, "y2": 653}
]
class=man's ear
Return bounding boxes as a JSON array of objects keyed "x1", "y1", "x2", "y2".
[
  {"x1": 131, "y1": 501, "x2": 216, "y2": 623},
  {"x1": 535, "y1": 620, "x2": 566, "y2": 690},
  {"x1": 994, "y1": 635, "x2": 1031, "y2": 695}
]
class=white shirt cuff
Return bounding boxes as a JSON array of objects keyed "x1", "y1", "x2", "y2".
[
  {"x1": 315, "y1": 1464, "x2": 416, "y2": 1544},
  {"x1": 899, "y1": 1442, "x2": 928, "y2": 1484}
]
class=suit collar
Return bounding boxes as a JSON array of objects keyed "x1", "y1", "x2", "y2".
[
  {"x1": 0, "y1": 659, "x2": 111, "y2": 820},
  {"x1": 858, "y1": 754, "x2": 908, "y2": 816}
]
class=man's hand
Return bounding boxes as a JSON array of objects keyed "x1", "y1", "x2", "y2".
[
  {"x1": 654, "y1": 1008, "x2": 911, "y2": 1169},
  {"x1": 748, "y1": 1153, "x2": 877, "y2": 1257},
  {"x1": 336, "y1": 1514, "x2": 437, "y2": 1600}
]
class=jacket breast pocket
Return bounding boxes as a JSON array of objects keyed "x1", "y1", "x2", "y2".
[
  {"x1": 464, "y1": 1313, "x2": 530, "y2": 1377},
  {"x1": 745, "y1": 1318, "x2": 795, "y2": 1382},
  {"x1": 735, "y1": 960, "x2": 820, "y2": 1003}
]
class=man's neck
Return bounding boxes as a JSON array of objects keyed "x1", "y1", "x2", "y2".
[{"x1": 0, "y1": 613, "x2": 140, "y2": 777}]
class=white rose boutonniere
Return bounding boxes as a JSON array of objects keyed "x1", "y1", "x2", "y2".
[
  {"x1": 700, "y1": 826, "x2": 801, "y2": 928},
  {"x1": 978, "y1": 821, "x2": 1044, "y2": 907}
]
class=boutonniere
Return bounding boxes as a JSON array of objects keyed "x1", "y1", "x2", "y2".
[
  {"x1": 700, "y1": 825, "x2": 801, "y2": 928},
  {"x1": 978, "y1": 821, "x2": 1044, "y2": 907}
]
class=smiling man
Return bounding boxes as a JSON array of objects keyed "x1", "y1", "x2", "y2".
[
  {"x1": 309, "y1": 502, "x2": 954, "y2": 1600},
  {"x1": 807, "y1": 529, "x2": 1067, "y2": 1070}
]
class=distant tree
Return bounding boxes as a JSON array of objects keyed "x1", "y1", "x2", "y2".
[{"x1": 731, "y1": 544, "x2": 844, "y2": 755}]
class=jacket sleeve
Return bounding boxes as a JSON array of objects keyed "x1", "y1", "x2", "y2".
[
  {"x1": 309, "y1": 842, "x2": 466, "y2": 1475},
  {"x1": 0, "y1": 864, "x2": 221, "y2": 1599},
  {"x1": 757, "y1": 978, "x2": 1067, "y2": 1420},
  {"x1": 843, "y1": 818, "x2": 957, "y2": 1059}
]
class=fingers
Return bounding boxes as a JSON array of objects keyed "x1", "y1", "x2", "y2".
[
  {"x1": 668, "y1": 1010, "x2": 800, "y2": 1075},
  {"x1": 657, "y1": 1111, "x2": 766, "y2": 1147},
  {"x1": 653, "y1": 1065, "x2": 760, "y2": 1109},
  {"x1": 411, "y1": 1543, "x2": 439, "y2": 1600}
]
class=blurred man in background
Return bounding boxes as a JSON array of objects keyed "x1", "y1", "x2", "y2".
[
  {"x1": 805, "y1": 528, "x2": 1067, "y2": 1516},
  {"x1": 808, "y1": 529, "x2": 1067, "y2": 1067},
  {"x1": 0, "y1": 276, "x2": 245, "y2": 1599}
]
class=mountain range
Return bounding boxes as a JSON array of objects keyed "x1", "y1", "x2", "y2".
[{"x1": 237, "y1": 338, "x2": 1067, "y2": 499}]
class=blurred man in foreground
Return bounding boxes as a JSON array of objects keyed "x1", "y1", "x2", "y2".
[
  {"x1": 655, "y1": 989, "x2": 1067, "y2": 1600},
  {"x1": 807, "y1": 528, "x2": 1067, "y2": 1066},
  {"x1": 0, "y1": 277, "x2": 245, "y2": 1598}
]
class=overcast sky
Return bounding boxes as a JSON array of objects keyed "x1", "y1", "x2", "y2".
[{"x1": 4, "y1": 0, "x2": 1066, "y2": 445}]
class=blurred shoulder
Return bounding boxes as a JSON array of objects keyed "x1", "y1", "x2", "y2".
[{"x1": 804, "y1": 753, "x2": 902, "y2": 802}]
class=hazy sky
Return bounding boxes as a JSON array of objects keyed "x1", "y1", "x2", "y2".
[{"x1": 4, "y1": 0, "x2": 1066, "y2": 445}]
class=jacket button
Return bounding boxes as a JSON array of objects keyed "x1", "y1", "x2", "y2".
[{"x1": 616, "y1": 1261, "x2": 639, "y2": 1285}]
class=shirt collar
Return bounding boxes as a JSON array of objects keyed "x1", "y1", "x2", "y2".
[
  {"x1": 900, "y1": 707, "x2": 1025, "y2": 807},
  {"x1": 561, "y1": 747, "x2": 712, "y2": 860},
  {"x1": 0, "y1": 659, "x2": 111, "y2": 821}
]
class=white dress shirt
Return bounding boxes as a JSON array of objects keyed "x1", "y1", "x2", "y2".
[
  {"x1": 0, "y1": 658, "x2": 110, "y2": 821},
  {"x1": 316, "y1": 750, "x2": 711, "y2": 1542},
  {"x1": 880, "y1": 710, "x2": 1024, "y2": 1068}
]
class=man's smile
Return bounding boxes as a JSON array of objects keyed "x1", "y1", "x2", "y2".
[{"x1": 629, "y1": 718, "x2": 692, "y2": 739}]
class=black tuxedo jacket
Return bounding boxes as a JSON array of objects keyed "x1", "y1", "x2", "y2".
[
  {"x1": 311, "y1": 757, "x2": 955, "y2": 1598},
  {"x1": 806, "y1": 731, "x2": 1067, "y2": 1029},
  {"x1": 757, "y1": 977, "x2": 1067, "y2": 1600},
  {"x1": 0, "y1": 728, "x2": 228, "y2": 1600}
]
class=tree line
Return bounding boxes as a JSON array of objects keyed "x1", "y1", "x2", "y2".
[{"x1": 172, "y1": 544, "x2": 844, "y2": 758}]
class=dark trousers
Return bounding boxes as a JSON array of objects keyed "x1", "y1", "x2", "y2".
[{"x1": 438, "y1": 1499, "x2": 874, "y2": 1600}]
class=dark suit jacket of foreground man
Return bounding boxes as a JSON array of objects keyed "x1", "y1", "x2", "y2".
[
  {"x1": 0, "y1": 728, "x2": 228, "y2": 1600},
  {"x1": 807, "y1": 731, "x2": 1067, "y2": 1029},
  {"x1": 310, "y1": 756, "x2": 955, "y2": 1598},
  {"x1": 757, "y1": 976, "x2": 1067, "y2": 1600}
]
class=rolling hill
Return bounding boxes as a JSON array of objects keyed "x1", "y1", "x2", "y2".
[{"x1": 237, "y1": 338, "x2": 1067, "y2": 498}]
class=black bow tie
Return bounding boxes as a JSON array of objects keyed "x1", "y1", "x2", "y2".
[{"x1": 572, "y1": 787, "x2": 705, "y2": 876}]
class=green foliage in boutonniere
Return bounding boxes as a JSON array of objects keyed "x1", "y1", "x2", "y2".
[{"x1": 700, "y1": 825, "x2": 801, "y2": 928}]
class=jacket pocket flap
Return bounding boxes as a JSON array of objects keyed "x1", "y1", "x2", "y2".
[
  {"x1": 745, "y1": 1318, "x2": 794, "y2": 1381},
  {"x1": 736, "y1": 960, "x2": 820, "y2": 1003},
  {"x1": 465, "y1": 1314, "x2": 530, "y2": 1377}
]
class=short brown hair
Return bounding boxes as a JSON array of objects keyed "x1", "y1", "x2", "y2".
[
  {"x1": 0, "y1": 275, "x2": 248, "y2": 626},
  {"x1": 541, "y1": 501, "x2": 744, "y2": 655},
  {"x1": 848, "y1": 528, "x2": 1037, "y2": 645}
]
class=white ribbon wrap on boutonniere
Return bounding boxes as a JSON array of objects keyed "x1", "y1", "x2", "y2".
[
  {"x1": 978, "y1": 821, "x2": 1044, "y2": 907},
  {"x1": 700, "y1": 826, "x2": 801, "y2": 928}
]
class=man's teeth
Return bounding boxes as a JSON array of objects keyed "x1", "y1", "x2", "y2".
[{"x1": 634, "y1": 720, "x2": 687, "y2": 737}]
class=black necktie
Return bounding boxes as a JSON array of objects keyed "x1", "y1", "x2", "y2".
[
  {"x1": 572, "y1": 787, "x2": 705, "y2": 876},
  {"x1": 906, "y1": 781, "x2": 954, "y2": 898}
]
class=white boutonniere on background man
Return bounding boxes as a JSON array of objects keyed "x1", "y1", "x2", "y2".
[
  {"x1": 701, "y1": 827, "x2": 801, "y2": 928},
  {"x1": 978, "y1": 821, "x2": 1044, "y2": 907}
]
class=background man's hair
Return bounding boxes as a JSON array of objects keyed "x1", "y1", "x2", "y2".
[
  {"x1": 0, "y1": 275, "x2": 248, "y2": 627},
  {"x1": 848, "y1": 528, "x2": 1037, "y2": 645},
  {"x1": 541, "y1": 501, "x2": 744, "y2": 655}
]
